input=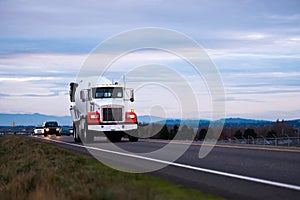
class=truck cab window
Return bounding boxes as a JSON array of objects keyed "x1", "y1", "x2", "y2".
[{"x1": 93, "y1": 87, "x2": 123, "y2": 98}]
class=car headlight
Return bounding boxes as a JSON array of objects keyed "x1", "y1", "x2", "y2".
[{"x1": 45, "y1": 128, "x2": 50, "y2": 132}]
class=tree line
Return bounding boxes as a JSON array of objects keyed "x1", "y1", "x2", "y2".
[{"x1": 138, "y1": 119, "x2": 298, "y2": 140}]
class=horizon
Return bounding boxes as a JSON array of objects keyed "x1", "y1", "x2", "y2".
[
  {"x1": 0, "y1": 0, "x2": 299, "y2": 120},
  {"x1": 1, "y1": 112, "x2": 299, "y2": 122}
]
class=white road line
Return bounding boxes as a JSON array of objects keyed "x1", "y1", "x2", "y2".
[{"x1": 39, "y1": 137, "x2": 300, "y2": 191}]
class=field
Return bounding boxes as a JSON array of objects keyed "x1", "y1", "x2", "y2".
[{"x1": 0, "y1": 135, "x2": 221, "y2": 200}]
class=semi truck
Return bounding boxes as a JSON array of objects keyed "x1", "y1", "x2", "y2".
[{"x1": 69, "y1": 77, "x2": 138, "y2": 143}]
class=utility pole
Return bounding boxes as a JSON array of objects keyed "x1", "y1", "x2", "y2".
[{"x1": 297, "y1": 128, "x2": 299, "y2": 144}]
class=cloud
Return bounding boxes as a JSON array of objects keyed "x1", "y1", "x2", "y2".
[
  {"x1": 0, "y1": 0, "x2": 299, "y2": 40},
  {"x1": 211, "y1": 52, "x2": 300, "y2": 60},
  {"x1": 267, "y1": 14, "x2": 300, "y2": 21},
  {"x1": 228, "y1": 88, "x2": 300, "y2": 95},
  {"x1": 0, "y1": 92, "x2": 70, "y2": 116},
  {"x1": 0, "y1": 53, "x2": 83, "y2": 75},
  {"x1": 0, "y1": 0, "x2": 300, "y2": 120},
  {"x1": 0, "y1": 77, "x2": 58, "y2": 82},
  {"x1": 0, "y1": 53, "x2": 84, "y2": 104},
  {"x1": 221, "y1": 96, "x2": 264, "y2": 103},
  {"x1": 225, "y1": 91, "x2": 300, "y2": 120},
  {"x1": 290, "y1": 37, "x2": 300, "y2": 41}
]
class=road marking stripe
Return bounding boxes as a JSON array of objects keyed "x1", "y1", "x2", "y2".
[
  {"x1": 143, "y1": 139, "x2": 300, "y2": 153},
  {"x1": 37, "y1": 137, "x2": 300, "y2": 191}
]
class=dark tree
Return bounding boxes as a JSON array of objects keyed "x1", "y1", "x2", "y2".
[
  {"x1": 244, "y1": 128, "x2": 257, "y2": 139},
  {"x1": 178, "y1": 124, "x2": 194, "y2": 140},
  {"x1": 196, "y1": 128, "x2": 207, "y2": 141},
  {"x1": 267, "y1": 130, "x2": 277, "y2": 138},
  {"x1": 158, "y1": 124, "x2": 169, "y2": 140},
  {"x1": 169, "y1": 124, "x2": 179, "y2": 140},
  {"x1": 234, "y1": 130, "x2": 243, "y2": 139}
]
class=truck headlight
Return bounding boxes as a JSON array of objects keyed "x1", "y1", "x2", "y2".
[
  {"x1": 127, "y1": 114, "x2": 135, "y2": 119},
  {"x1": 88, "y1": 111, "x2": 101, "y2": 124},
  {"x1": 45, "y1": 128, "x2": 50, "y2": 132},
  {"x1": 90, "y1": 114, "x2": 100, "y2": 119},
  {"x1": 125, "y1": 111, "x2": 137, "y2": 123}
]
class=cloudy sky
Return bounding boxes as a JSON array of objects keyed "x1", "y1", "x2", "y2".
[{"x1": 0, "y1": 0, "x2": 299, "y2": 120}]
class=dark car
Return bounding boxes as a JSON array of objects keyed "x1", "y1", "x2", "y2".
[
  {"x1": 60, "y1": 126, "x2": 73, "y2": 136},
  {"x1": 43, "y1": 121, "x2": 61, "y2": 136}
]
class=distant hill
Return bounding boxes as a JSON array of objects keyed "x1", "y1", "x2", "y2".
[
  {"x1": 137, "y1": 115, "x2": 271, "y2": 128},
  {"x1": 137, "y1": 115, "x2": 165, "y2": 123},
  {"x1": 285, "y1": 119, "x2": 300, "y2": 129},
  {"x1": 138, "y1": 115, "x2": 210, "y2": 125},
  {"x1": 222, "y1": 118, "x2": 272, "y2": 127},
  {"x1": 0, "y1": 113, "x2": 72, "y2": 126}
]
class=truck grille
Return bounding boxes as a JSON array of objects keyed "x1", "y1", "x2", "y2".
[{"x1": 102, "y1": 108, "x2": 122, "y2": 121}]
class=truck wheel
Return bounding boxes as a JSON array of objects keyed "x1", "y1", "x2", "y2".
[
  {"x1": 128, "y1": 130, "x2": 139, "y2": 142},
  {"x1": 105, "y1": 132, "x2": 122, "y2": 143},
  {"x1": 128, "y1": 135, "x2": 138, "y2": 142},
  {"x1": 73, "y1": 123, "x2": 81, "y2": 143},
  {"x1": 81, "y1": 119, "x2": 93, "y2": 144},
  {"x1": 113, "y1": 134, "x2": 122, "y2": 142}
]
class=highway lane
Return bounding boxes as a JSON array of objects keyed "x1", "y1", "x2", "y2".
[{"x1": 32, "y1": 135, "x2": 300, "y2": 200}]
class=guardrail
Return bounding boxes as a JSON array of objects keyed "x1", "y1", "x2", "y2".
[
  {"x1": 0, "y1": 126, "x2": 73, "y2": 136},
  {"x1": 0, "y1": 130, "x2": 32, "y2": 136},
  {"x1": 219, "y1": 136, "x2": 300, "y2": 147},
  {"x1": 1, "y1": 129, "x2": 300, "y2": 148}
]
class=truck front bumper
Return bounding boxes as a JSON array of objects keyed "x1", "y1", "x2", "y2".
[{"x1": 88, "y1": 123, "x2": 137, "y2": 132}]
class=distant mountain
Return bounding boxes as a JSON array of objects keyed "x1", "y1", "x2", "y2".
[
  {"x1": 285, "y1": 119, "x2": 300, "y2": 129},
  {"x1": 138, "y1": 115, "x2": 211, "y2": 127},
  {"x1": 224, "y1": 117, "x2": 270, "y2": 123},
  {"x1": 137, "y1": 115, "x2": 165, "y2": 123},
  {"x1": 0, "y1": 113, "x2": 72, "y2": 126},
  {"x1": 222, "y1": 118, "x2": 272, "y2": 127}
]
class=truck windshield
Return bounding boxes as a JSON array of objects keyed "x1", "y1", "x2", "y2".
[
  {"x1": 45, "y1": 122, "x2": 58, "y2": 127},
  {"x1": 93, "y1": 87, "x2": 123, "y2": 98}
]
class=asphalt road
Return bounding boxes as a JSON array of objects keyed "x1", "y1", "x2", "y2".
[{"x1": 32, "y1": 135, "x2": 300, "y2": 200}]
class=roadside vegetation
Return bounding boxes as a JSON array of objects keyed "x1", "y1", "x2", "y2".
[{"x1": 0, "y1": 135, "x2": 221, "y2": 200}]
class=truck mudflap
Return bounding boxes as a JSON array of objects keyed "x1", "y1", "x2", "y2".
[{"x1": 88, "y1": 123, "x2": 137, "y2": 132}]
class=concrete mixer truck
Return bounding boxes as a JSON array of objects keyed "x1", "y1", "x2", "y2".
[{"x1": 69, "y1": 77, "x2": 138, "y2": 143}]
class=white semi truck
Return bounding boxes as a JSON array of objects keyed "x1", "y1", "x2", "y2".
[{"x1": 69, "y1": 77, "x2": 138, "y2": 143}]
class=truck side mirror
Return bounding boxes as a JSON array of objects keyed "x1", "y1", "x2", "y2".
[
  {"x1": 130, "y1": 89, "x2": 134, "y2": 102},
  {"x1": 69, "y1": 82, "x2": 78, "y2": 102}
]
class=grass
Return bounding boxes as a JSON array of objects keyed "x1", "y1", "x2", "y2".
[{"x1": 0, "y1": 135, "x2": 222, "y2": 200}]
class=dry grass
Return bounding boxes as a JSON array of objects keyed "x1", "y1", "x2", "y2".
[{"x1": 0, "y1": 135, "x2": 222, "y2": 200}]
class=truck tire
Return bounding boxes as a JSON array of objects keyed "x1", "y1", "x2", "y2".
[
  {"x1": 81, "y1": 119, "x2": 93, "y2": 144},
  {"x1": 127, "y1": 130, "x2": 139, "y2": 142},
  {"x1": 105, "y1": 132, "x2": 122, "y2": 143},
  {"x1": 73, "y1": 123, "x2": 81, "y2": 143},
  {"x1": 128, "y1": 135, "x2": 138, "y2": 142}
]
